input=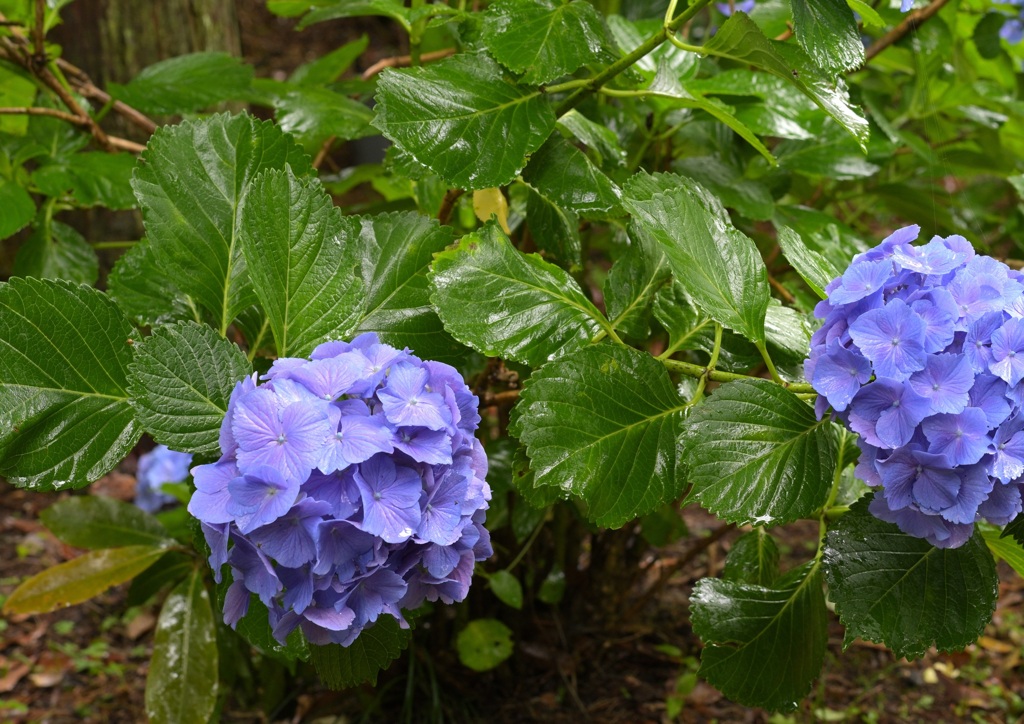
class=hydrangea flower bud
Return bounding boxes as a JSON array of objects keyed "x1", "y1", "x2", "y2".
[
  {"x1": 808, "y1": 226, "x2": 1024, "y2": 548},
  {"x1": 188, "y1": 333, "x2": 492, "y2": 646},
  {"x1": 135, "y1": 444, "x2": 192, "y2": 513}
]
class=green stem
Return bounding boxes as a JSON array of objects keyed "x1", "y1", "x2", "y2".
[
  {"x1": 556, "y1": 0, "x2": 715, "y2": 114},
  {"x1": 409, "y1": 0, "x2": 426, "y2": 65},
  {"x1": 684, "y1": 323, "x2": 723, "y2": 408},
  {"x1": 755, "y1": 340, "x2": 784, "y2": 384},
  {"x1": 505, "y1": 518, "x2": 545, "y2": 573},
  {"x1": 660, "y1": 357, "x2": 816, "y2": 393},
  {"x1": 666, "y1": 34, "x2": 703, "y2": 54},
  {"x1": 543, "y1": 78, "x2": 591, "y2": 94},
  {"x1": 90, "y1": 240, "x2": 136, "y2": 250}
]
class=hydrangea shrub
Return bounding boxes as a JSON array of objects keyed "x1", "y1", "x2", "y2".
[{"x1": 134, "y1": 444, "x2": 192, "y2": 513}]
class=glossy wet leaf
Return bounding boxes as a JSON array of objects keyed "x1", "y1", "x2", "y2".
[
  {"x1": 274, "y1": 86, "x2": 375, "y2": 152},
  {"x1": 351, "y1": 212, "x2": 462, "y2": 362},
  {"x1": 603, "y1": 231, "x2": 670, "y2": 340},
  {"x1": 525, "y1": 187, "x2": 581, "y2": 269},
  {"x1": 110, "y1": 52, "x2": 253, "y2": 115},
  {"x1": 521, "y1": 136, "x2": 623, "y2": 219},
  {"x1": 823, "y1": 496, "x2": 998, "y2": 659},
  {"x1": 623, "y1": 171, "x2": 769, "y2": 345},
  {"x1": 13, "y1": 219, "x2": 98, "y2": 285},
  {"x1": 128, "y1": 321, "x2": 252, "y2": 455},
  {"x1": 133, "y1": 113, "x2": 311, "y2": 335},
  {"x1": 790, "y1": 0, "x2": 864, "y2": 75},
  {"x1": 41, "y1": 496, "x2": 171, "y2": 549},
  {"x1": 107, "y1": 239, "x2": 197, "y2": 328},
  {"x1": 981, "y1": 525, "x2": 1024, "y2": 578},
  {"x1": 429, "y1": 224, "x2": 609, "y2": 367},
  {"x1": 691, "y1": 563, "x2": 827, "y2": 712},
  {"x1": 145, "y1": 569, "x2": 218, "y2": 724},
  {"x1": 289, "y1": 0, "x2": 411, "y2": 30},
  {"x1": 0, "y1": 278, "x2": 141, "y2": 490},
  {"x1": 510, "y1": 344, "x2": 686, "y2": 527},
  {"x1": 702, "y1": 13, "x2": 869, "y2": 149},
  {"x1": 0, "y1": 178, "x2": 35, "y2": 239},
  {"x1": 775, "y1": 224, "x2": 839, "y2": 299},
  {"x1": 373, "y1": 53, "x2": 556, "y2": 189},
  {"x1": 681, "y1": 379, "x2": 836, "y2": 526},
  {"x1": 239, "y1": 167, "x2": 363, "y2": 357},
  {"x1": 488, "y1": 570, "x2": 524, "y2": 610},
  {"x1": 457, "y1": 619, "x2": 514, "y2": 671},
  {"x1": 310, "y1": 616, "x2": 411, "y2": 688},
  {"x1": 482, "y1": 0, "x2": 610, "y2": 86},
  {"x1": 2, "y1": 545, "x2": 167, "y2": 614},
  {"x1": 557, "y1": 109, "x2": 627, "y2": 168},
  {"x1": 290, "y1": 35, "x2": 368, "y2": 85},
  {"x1": 674, "y1": 155, "x2": 774, "y2": 221},
  {"x1": 722, "y1": 528, "x2": 779, "y2": 586}
]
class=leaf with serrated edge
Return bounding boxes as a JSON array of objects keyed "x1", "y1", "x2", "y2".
[
  {"x1": 790, "y1": 0, "x2": 864, "y2": 75},
  {"x1": 775, "y1": 224, "x2": 839, "y2": 299},
  {"x1": 722, "y1": 528, "x2": 780, "y2": 586},
  {"x1": 145, "y1": 569, "x2": 218, "y2": 724},
  {"x1": 430, "y1": 224, "x2": 610, "y2": 367},
  {"x1": 603, "y1": 230, "x2": 671, "y2": 340},
  {"x1": 239, "y1": 166, "x2": 363, "y2": 358},
  {"x1": 691, "y1": 563, "x2": 827, "y2": 712},
  {"x1": 510, "y1": 344, "x2": 686, "y2": 527},
  {"x1": 2, "y1": 545, "x2": 166, "y2": 614},
  {"x1": 823, "y1": 496, "x2": 998, "y2": 659},
  {"x1": 110, "y1": 52, "x2": 253, "y2": 115},
  {"x1": 0, "y1": 278, "x2": 141, "y2": 490},
  {"x1": 681, "y1": 379, "x2": 836, "y2": 526},
  {"x1": 373, "y1": 53, "x2": 556, "y2": 190},
  {"x1": 981, "y1": 525, "x2": 1024, "y2": 579},
  {"x1": 132, "y1": 112, "x2": 311, "y2": 336},
  {"x1": 41, "y1": 496, "x2": 170, "y2": 549},
  {"x1": 623, "y1": 171, "x2": 769, "y2": 345},
  {"x1": 521, "y1": 136, "x2": 623, "y2": 219},
  {"x1": 482, "y1": 0, "x2": 610, "y2": 86},
  {"x1": 129, "y1": 321, "x2": 252, "y2": 456},
  {"x1": 310, "y1": 617, "x2": 411, "y2": 688}
]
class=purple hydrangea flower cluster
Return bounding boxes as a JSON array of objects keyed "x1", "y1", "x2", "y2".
[
  {"x1": 187, "y1": 333, "x2": 492, "y2": 646},
  {"x1": 806, "y1": 225, "x2": 1024, "y2": 548},
  {"x1": 135, "y1": 444, "x2": 192, "y2": 513}
]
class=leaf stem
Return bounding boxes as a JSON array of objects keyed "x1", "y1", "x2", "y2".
[
  {"x1": 755, "y1": 340, "x2": 784, "y2": 384},
  {"x1": 505, "y1": 517, "x2": 546, "y2": 573},
  {"x1": 90, "y1": 240, "x2": 137, "y2": 250},
  {"x1": 543, "y1": 78, "x2": 591, "y2": 94},
  {"x1": 665, "y1": 34, "x2": 703, "y2": 54},
  {"x1": 661, "y1": 356, "x2": 816, "y2": 394}
]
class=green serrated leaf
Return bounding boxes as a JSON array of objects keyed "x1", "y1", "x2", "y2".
[
  {"x1": 59, "y1": 152, "x2": 137, "y2": 210},
  {"x1": 456, "y1": 618, "x2": 514, "y2": 672},
  {"x1": 429, "y1": 224, "x2": 610, "y2": 367},
  {"x1": 110, "y1": 52, "x2": 253, "y2": 115},
  {"x1": 0, "y1": 177, "x2": 35, "y2": 239},
  {"x1": 775, "y1": 224, "x2": 839, "y2": 299},
  {"x1": 603, "y1": 231, "x2": 670, "y2": 340},
  {"x1": 0, "y1": 278, "x2": 141, "y2": 490},
  {"x1": 2, "y1": 544, "x2": 166, "y2": 614},
  {"x1": 291, "y1": 0, "x2": 411, "y2": 31},
  {"x1": 291, "y1": 35, "x2": 369, "y2": 85},
  {"x1": 0, "y1": 66, "x2": 36, "y2": 135},
  {"x1": 790, "y1": 0, "x2": 864, "y2": 75},
  {"x1": 722, "y1": 528, "x2": 779, "y2": 586},
  {"x1": 350, "y1": 212, "x2": 462, "y2": 363},
  {"x1": 701, "y1": 13, "x2": 869, "y2": 149},
  {"x1": 274, "y1": 86, "x2": 375, "y2": 152},
  {"x1": 623, "y1": 171, "x2": 769, "y2": 345},
  {"x1": 488, "y1": 570, "x2": 524, "y2": 610},
  {"x1": 13, "y1": 218, "x2": 98, "y2": 285},
  {"x1": 1001, "y1": 511, "x2": 1024, "y2": 547},
  {"x1": 525, "y1": 187, "x2": 581, "y2": 269},
  {"x1": 128, "y1": 321, "x2": 252, "y2": 455},
  {"x1": 981, "y1": 525, "x2": 1024, "y2": 578},
  {"x1": 40, "y1": 495, "x2": 170, "y2": 549},
  {"x1": 310, "y1": 616, "x2": 411, "y2": 688},
  {"x1": 107, "y1": 238, "x2": 197, "y2": 328},
  {"x1": 510, "y1": 344, "x2": 686, "y2": 527},
  {"x1": 675, "y1": 155, "x2": 775, "y2": 221},
  {"x1": 823, "y1": 496, "x2": 999, "y2": 659},
  {"x1": 145, "y1": 569, "x2": 218, "y2": 724},
  {"x1": 373, "y1": 53, "x2": 556, "y2": 190},
  {"x1": 482, "y1": 0, "x2": 610, "y2": 86},
  {"x1": 846, "y1": 0, "x2": 884, "y2": 27},
  {"x1": 681, "y1": 379, "x2": 836, "y2": 526},
  {"x1": 132, "y1": 112, "x2": 312, "y2": 336},
  {"x1": 521, "y1": 136, "x2": 623, "y2": 219},
  {"x1": 691, "y1": 563, "x2": 827, "y2": 712},
  {"x1": 557, "y1": 109, "x2": 627, "y2": 168},
  {"x1": 238, "y1": 166, "x2": 362, "y2": 357},
  {"x1": 511, "y1": 444, "x2": 562, "y2": 509}
]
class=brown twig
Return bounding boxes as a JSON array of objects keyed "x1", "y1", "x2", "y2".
[
  {"x1": 313, "y1": 135, "x2": 336, "y2": 170},
  {"x1": 484, "y1": 389, "x2": 520, "y2": 406},
  {"x1": 768, "y1": 274, "x2": 796, "y2": 303},
  {"x1": 862, "y1": 0, "x2": 952, "y2": 64},
  {"x1": 437, "y1": 188, "x2": 465, "y2": 225},
  {"x1": 0, "y1": 106, "x2": 86, "y2": 124},
  {"x1": 31, "y1": 0, "x2": 44, "y2": 58},
  {"x1": 55, "y1": 58, "x2": 158, "y2": 134},
  {"x1": 360, "y1": 47, "x2": 456, "y2": 80}
]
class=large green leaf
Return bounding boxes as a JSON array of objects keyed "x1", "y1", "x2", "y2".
[
  {"x1": 2, "y1": 545, "x2": 167, "y2": 614},
  {"x1": 981, "y1": 525, "x2": 1024, "y2": 579},
  {"x1": 40, "y1": 496, "x2": 171, "y2": 550},
  {"x1": 691, "y1": 563, "x2": 828, "y2": 712},
  {"x1": 823, "y1": 497, "x2": 999, "y2": 659},
  {"x1": 107, "y1": 238, "x2": 198, "y2": 328},
  {"x1": 310, "y1": 616, "x2": 411, "y2": 688},
  {"x1": 509, "y1": 344, "x2": 686, "y2": 527},
  {"x1": 0, "y1": 178, "x2": 35, "y2": 239},
  {"x1": 521, "y1": 136, "x2": 623, "y2": 219},
  {"x1": 373, "y1": 53, "x2": 556, "y2": 190},
  {"x1": 429, "y1": 224, "x2": 610, "y2": 367},
  {"x1": 239, "y1": 167, "x2": 363, "y2": 358},
  {"x1": 32, "y1": 152, "x2": 137, "y2": 210},
  {"x1": 128, "y1": 321, "x2": 252, "y2": 456},
  {"x1": 681, "y1": 379, "x2": 836, "y2": 526},
  {"x1": 110, "y1": 52, "x2": 253, "y2": 115},
  {"x1": 790, "y1": 0, "x2": 864, "y2": 75},
  {"x1": 145, "y1": 569, "x2": 219, "y2": 724},
  {"x1": 132, "y1": 113, "x2": 312, "y2": 336},
  {"x1": 524, "y1": 186, "x2": 581, "y2": 269},
  {"x1": 286, "y1": 0, "x2": 411, "y2": 30},
  {"x1": 603, "y1": 231, "x2": 670, "y2": 340},
  {"x1": 349, "y1": 212, "x2": 462, "y2": 362},
  {"x1": 775, "y1": 224, "x2": 839, "y2": 299},
  {"x1": 0, "y1": 66, "x2": 36, "y2": 135},
  {"x1": 622, "y1": 172, "x2": 769, "y2": 345},
  {"x1": 481, "y1": 0, "x2": 610, "y2": 86},
  {"x1": 722, "y1": 528, "x2": 780, "y2": 586},
  {"x1": 290, "y1": 35, "x2": 368, "y2": 86},
  {"x1": 274, "y1": 87, "x2": 375, "y2": 152},
  {"x1": 13, "y1": 219, "x2": 98, "y2": 285},
  {"x1": 0, "y1": 278, "x2": 141, "y2": 490},
  {"x1": 456, "y1": 618, "x2": 514, "y2": 671},
  {"x1": 701, "y1": 13, "x2": 869, "y2": 149}
]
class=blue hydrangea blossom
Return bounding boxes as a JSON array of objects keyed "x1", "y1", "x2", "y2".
[
  {"x1": 188, "y1": 333, "x2": 492, "y2": 646},
  {"x1": 135, "y1": 444, "x2": 192, "y2": 513},
  {"x1": 807, "y1": 226, "x2": 1024, "y2": 548}
]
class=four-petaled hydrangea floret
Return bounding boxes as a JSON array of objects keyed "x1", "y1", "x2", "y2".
[
  {"x1": 806, "y1": 225, "x2": 1024, "y2": 548},
  {"x1": 187, "y1": 333, "x2": 492, "y2": 646},
  {"x1": 135, "y1": 444, "x2": 192, "y2": 514}
]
